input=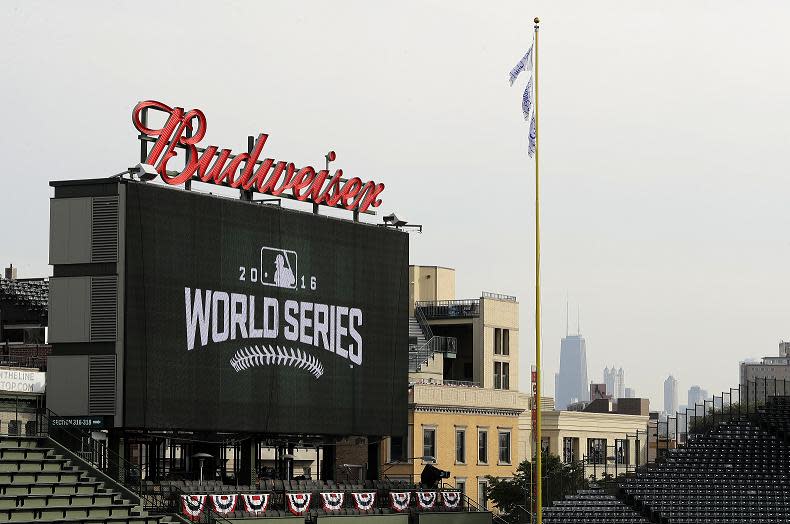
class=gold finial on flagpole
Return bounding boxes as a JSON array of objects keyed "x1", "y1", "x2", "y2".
[{"x1": 534, "y1": 17, "x2": 540, "y2": 24}]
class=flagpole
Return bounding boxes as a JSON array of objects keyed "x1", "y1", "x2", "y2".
[{"x1": 533, "y1": 15, "x2": 543, "y2": 524}]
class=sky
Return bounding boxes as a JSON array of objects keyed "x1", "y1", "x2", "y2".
[{"x1": 1, "y1": 1, "x2": 789, "y2": 408}]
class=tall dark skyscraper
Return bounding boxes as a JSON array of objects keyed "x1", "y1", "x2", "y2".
[{"x1": 554, "y1": 334, "x2": 589, "y2": 410}]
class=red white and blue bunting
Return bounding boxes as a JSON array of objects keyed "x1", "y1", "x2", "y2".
[
  {"x1": 242, "y1": 494, "x2": 270, "y2": 514},
  {"x1": 389, "y1": 491, "x2": 411, "y2": 512},
  {"x1": 352, "y1": 491, "x2": 376, "y2": 511},
  {"x1": 416, "y1": 491, "x2": 437, "y2": 509},
  {"x1": 210, "y1": 494, "x2": 237, "y2": 514},
  {"x1": 442, "y1": 490, "x2": 461, "y2": 509},
  {"x1": 320, "y1": 492, "x2": 345, "y2": 511},
  {"x1": 286, "y1": 493, "x2": 312, "y2": 515},
  {"x1": 181, "y1": 495, "x2": 206, "y2": 521}
]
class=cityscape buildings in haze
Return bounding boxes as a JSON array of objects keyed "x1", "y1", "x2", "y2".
[
  {"x1": 687, "y1": 385, "x2": 708, "y2": 408},
  {"x1": 554, "y1": 334, "x2": 589, "y2": 410},
  {"x1": 604, "y1": 366, "x2": 625, "y2": 399},
  {"x1": 625, "y1": 387, "x2": 635, "y2": 398},
  {"x1": 664, "y1": 375, "x2": 679, "y2": 415}
]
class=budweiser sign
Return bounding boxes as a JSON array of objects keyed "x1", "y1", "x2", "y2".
[{"x1": 132, "y1": 100, "x2": 385, "y2": 213}]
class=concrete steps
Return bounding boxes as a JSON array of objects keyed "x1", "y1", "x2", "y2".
[{"x1": 0, "y1": 436, "x2": 168, "y2": 524}]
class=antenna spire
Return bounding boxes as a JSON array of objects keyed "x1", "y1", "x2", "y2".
[
  {"x1": 565, "y1": 295, "x2": 569, "y2": 337},
  {"x1": 577, "y1": 305, "x2": 581, "y2": 335}
]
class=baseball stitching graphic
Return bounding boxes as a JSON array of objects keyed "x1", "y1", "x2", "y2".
[{"x1": 230, "y1": 344, "x2": 324, "y2": 379}]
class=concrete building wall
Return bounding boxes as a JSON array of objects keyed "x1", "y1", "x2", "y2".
[
  {"x1": 409, "y1": 266, "x2": 456, "y2": 312},
  {"x1": 480, "y1": 298, "x2": 519, "y2": 392},
  {"x1": 382, "y1": 384, "x2": 524, "y2": 510},
  {"x1": 518, "y1": 409, "x2": 648, "y2": 479}
]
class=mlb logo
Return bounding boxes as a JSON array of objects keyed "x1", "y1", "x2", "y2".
[{"x1": 260, "y1": 246, "x2": 298, "y2": 289}]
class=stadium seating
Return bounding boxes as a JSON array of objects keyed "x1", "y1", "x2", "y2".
[
  {"x1": 543, "y1": 396, "x2": 790, "y2": 524},
  {"x1": 542, "y1": 489, "x2": 648, "y2": 524},
  {"x1": 0, "y1": 434, "x2": 171, "y2": 524},
  {"x1": 0, "y1": 279, "x2": 48, "y2": 314}
]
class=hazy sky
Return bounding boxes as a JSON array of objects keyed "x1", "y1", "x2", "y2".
[{"x1": 2, "y1": 1, "x2": 789, "y2": 407}]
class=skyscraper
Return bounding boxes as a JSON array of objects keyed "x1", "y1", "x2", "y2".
[
  {"x1": 604, "y1": 366, "x2": 626, "y2": 399},
  {"x1": 624, "y1": 387, "x2": 635, "y2": 398},
  {"x1": 687, "y1": 385, "x2": 708, "y2": 408},
  {"x1": 555, "y1": 335, "x2": 589, "y2": 410},
  {"x1": 664, "y1": 375, "x2": 679, "y2": 415}
]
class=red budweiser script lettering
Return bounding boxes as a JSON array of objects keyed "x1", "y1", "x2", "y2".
[{"x1": 132, "y1": 100, "x2": 385, "y2": 213}]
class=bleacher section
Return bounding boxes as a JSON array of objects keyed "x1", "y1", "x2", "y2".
[
  {"x1": 0, "y1": 279, "x2": 48, "y2": 316},
  {"x1": 0, "y1": 434, "x2": 168, "y2": 524},
  {"x1": 543, "y1": 396, "x2": 790, "y2": 524},
  {"x1": 543, "y1": 489, "x2": 648, "y2": 524}
]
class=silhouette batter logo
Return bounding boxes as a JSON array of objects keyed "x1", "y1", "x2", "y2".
[{"x1": 260, "y1": 246, "x2": 298, "y2": 289}]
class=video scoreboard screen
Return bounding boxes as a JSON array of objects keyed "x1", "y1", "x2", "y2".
[{"x1": 123, "y1": 183, "x2": 408, "y2": 436}]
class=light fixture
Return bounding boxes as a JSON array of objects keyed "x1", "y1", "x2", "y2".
[
  {"x1": 383, "y1": 213, "x2": 408, "y2": 227},
  {"x1": 111, "y1": 163, "x2": 158, "y2": 181},
  {"x1": 133, "y1": 162, "x2": 159, "y2": 181},
  {"x1": 382, "y1": 213, "x2": 423, "y2": 233}
]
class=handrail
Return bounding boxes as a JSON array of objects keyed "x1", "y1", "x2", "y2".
[
  {"x1": 414, "y1": 306, "x2": 434, "y2": 340},
  {"x1": 481, "y1": 291, "x2": 517, "y2": 302},
  {"x1": 415, "y1": 299, "x2": 481, "y2": 319},
  {"x1": 39, "y1": 408, "x2": 232, "y2": 524},
  {"x1": 409, "y1": 336, "x2": 457, "y2": 372}
]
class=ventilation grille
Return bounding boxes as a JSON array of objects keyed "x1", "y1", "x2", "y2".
[
  {"x1": 91, "y1": 196, "x2": 118, "y2": 263},
  {"x1": 90, "y1": 276, "x2": 117, "y2": 342},
  {"x1": 89, "y1": 355, "x2": 116, "y2": 415}
]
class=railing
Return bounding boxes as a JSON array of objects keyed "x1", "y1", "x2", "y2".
[
  {"x1": 414, "y1": 306, "x2": 434, "y2": 340},
  {"x1": 443, "y1": 380, "x2": 481, "y2": 388},
  {"x1": 410, "y1": 306, "x2": 457, "y2": 372},
  {"x1": 550, "y1": 377, "x2": 790, "y2": 500},
  {"x1": 415, "y1": 299, "x2": 480, "y2": 319},
  {"x1": 647, "y1": 377, "x2": 790, "y2": 464},
  {"x1": 36, "y1": 408, "x2": 232, "y2": 524},
  {"x1": 0, "y1": 343, "x2": 50, "y2": 370},
  {"x1": 408, "y1": 336, "x2": 457, "y2": 372},
  {"x1": 482, "y1": 291, "x2": 517, "y2": 303}
]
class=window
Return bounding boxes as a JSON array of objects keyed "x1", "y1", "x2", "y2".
[
  {"x1": 587, "y1": 438, "x2": 606, "y2": 464},
  {"x1": 456, "y1": 478, "x2": 466, "y2": 496},
  {"x1": 478, "y1": 481, "x2": 488, "y2": 508},
  {"x1": 24, "y1": 420, "x2": 36, "y2": 437},
  {"x1": 478, "y1": 429, "x2": 488, "y2": 464},
  {"x1": 541, "y1": 437, "x2": 550, "y2": 454},
  {"x1": 495, "y1": 362, "x2": 510, "y2": 390},
  {"x1": 455, "y1": 429, "x2": 466, "y2": 463},
  {"x1": 494, "y1": 328, "x2": 510, "y2": 355},
  {"x1": 423, "y1": 428, "x2": 436, "y2": 459},
  {"x1": 390, "y1": 436, "x2": 404, "y2": 462},
  {"x1": 615, "y1": 439, "x2": 629, "y2": 465},
  {"x1": 498, "y1": 431, "x2": 511, "y2": 464},
  {"x1": 7, "y1": 420, "x2": 19, "y2": 436},
  {"x1": 563, "y1": 437, "x2": 578, "y2": 463}
]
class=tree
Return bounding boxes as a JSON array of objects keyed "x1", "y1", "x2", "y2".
[{"x1": 485, "y1": 452, "x2": 588, "y2": 523}]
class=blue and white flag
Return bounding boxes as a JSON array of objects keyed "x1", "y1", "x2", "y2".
[
  {"x1": 508, "y1": 45, "x2": 533, "y2": 86},
  {"x1": 528, "y1": 111, "x2": 536, "y2": 158},
  {"x1": 522, "y1": 76, "x2": 533, "y2": 121}
]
